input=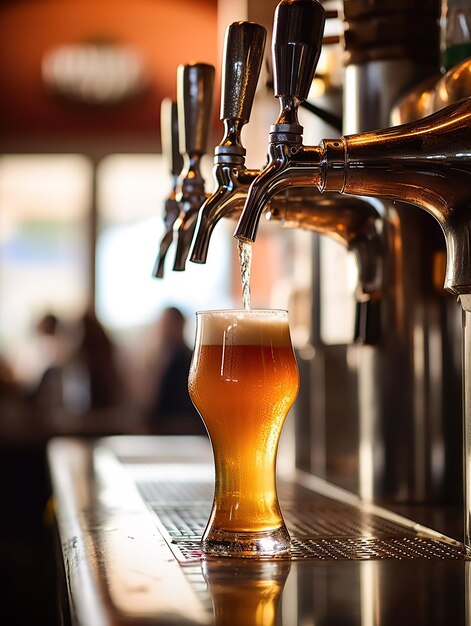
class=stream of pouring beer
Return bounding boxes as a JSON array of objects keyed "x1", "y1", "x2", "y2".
[{"x1": 238, "y1": 240, "x2": 252, "y2": 311}]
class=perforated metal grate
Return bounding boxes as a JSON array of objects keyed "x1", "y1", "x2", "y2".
[{"x1": 125, "y1": 463, "x2": 468, "y2": 563}]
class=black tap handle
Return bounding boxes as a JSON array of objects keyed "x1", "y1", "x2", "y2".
[
  {"x1": 273, "y1": 0, "x2": 325, "y2": 102},
  {"x1": 160, "y1": 98, "x2": 183, "y2": 177},
  {"x1": 221, "y1": 22, "x2": 267, "y2": 124},
  {"x1": 177, "y1": 63, "x2": 215, "y2": 156}
]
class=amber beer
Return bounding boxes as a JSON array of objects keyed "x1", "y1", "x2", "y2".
[
  {"x1": 202, "y1": 559, "x2": 291, "y2": 626},
  {"x1": 188, "y1": 309, "x2": 299, "y2": 556}
]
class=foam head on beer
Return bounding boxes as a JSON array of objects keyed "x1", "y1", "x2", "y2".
[{"x1": 195, "y1": 309, "x2": 292, "y2": 347}]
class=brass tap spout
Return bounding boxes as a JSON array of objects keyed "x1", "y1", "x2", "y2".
[{"x1": 172, "y1": 62, "x2": 215, "y2": 271}]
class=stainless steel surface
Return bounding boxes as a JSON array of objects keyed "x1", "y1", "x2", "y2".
[
  {"x1": 390, "y1": 55, "x2": 471, "y2": 126},
  {"x1": 129, "y1": 463, "x2": 466, "y2": 562},
  {"x1": 48, "y1": 436, "x2": 470, "y2": 626},
  {"x1": 328, "y1": 35, "x2": 463, "y2": 509},
  {"x1": 343, "y1": 60, "x2": 439, "y2": 135}
]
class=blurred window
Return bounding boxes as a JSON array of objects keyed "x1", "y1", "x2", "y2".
[
  {"x1": 0, "y1": 154, "x2": 91, "y2": 382},
  {"x1": 0, "y1": 153, "x2": 233, "y2": 381},
  {"x1": 95, "y1": 154, "x2": 233, "y2": 339}
]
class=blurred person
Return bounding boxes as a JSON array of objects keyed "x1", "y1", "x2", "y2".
[
  {"x1": 146, "y1": 306, "x2": 206, "y2": 436},
  {"x1": 0, "y1": 354, "x2": 30, "y2": 442},
  {"x1": 19, "y1": 313, "x2": 67, "y2": 386},
  {"x1": 77, "y1": 311, "x2": 122, "y2": 410},
  {"x1": 29, "y1": 313, "x2": 72, "y2": 428},
  {"x1": 64, "y1": 311, "x2": 130, "y2": 435},
  {"x1": 30, "y1": 311, "x2": 127, "y2": 435}
]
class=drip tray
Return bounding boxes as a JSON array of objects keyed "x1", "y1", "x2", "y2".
[{"x1": 124, "y1": 463, "x2": 469, "y2": 563}]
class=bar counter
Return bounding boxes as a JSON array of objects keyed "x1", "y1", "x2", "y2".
[{"x1": 48, "y1": 436, "x2": 469, "y2": 626}]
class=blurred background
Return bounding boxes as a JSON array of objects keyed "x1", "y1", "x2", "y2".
[{"x1": 0, "y1": 0, "x2": 307, "y2": 443}]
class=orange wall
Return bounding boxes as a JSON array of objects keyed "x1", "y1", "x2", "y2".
[{"x1": 0, "y1": 0, "x2": 219, "y2": 143}]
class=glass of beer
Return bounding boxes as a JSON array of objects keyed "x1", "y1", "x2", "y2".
[{"x1": 188, "y1": 309, "x2": 299, "y2": 557}]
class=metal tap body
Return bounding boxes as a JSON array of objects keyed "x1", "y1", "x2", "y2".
[
  {"x1": 236, "y1": 100, "x2": 471, "y2": 296},
  {"x1": 192, "y1": 159, "x2": 383, "y2": 299},
  {"x1": 191, "y1": 15, "x2": 383, "y2": 301},
  {"x1": 152, "y1": 63, "x2": 214, "y2": 276}
]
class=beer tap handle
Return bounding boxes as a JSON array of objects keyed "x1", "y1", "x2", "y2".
[
  {"x1": 162, "y1": 97, "x2": 184, "y2": 179},
  {"x1": 189, "y1": 22, "x2": 266, "y2": 265},
  {"x1": 173, "y1": 62, "x2": 215, "y2": 271},
  {"x1": 152, "y1": 98, "x2": 183, "y2": 279},
  {"x1": 216, "y1": 21, "x2": 267, "y2": 162},
  {"x1": 221, "y1": 22, "x2": 266, "y2": 124},
  {"x1": 178, "y1": 62, "x2": 214, "y2": 159},
  {"x1": 271, "y1": 0, "x2": 326, "y2": 139}
]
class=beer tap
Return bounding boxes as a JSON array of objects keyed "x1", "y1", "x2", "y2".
[
  {"x1": 152, "y1": 98, "x2": 184, "y2": 278},
  {"x1": 191, "y1": 17, "x2": 384, "y2": 304},
  {"x1": 173, "y1": 62, "x2": 215, "y2": 271},
  {"x1": 234, "y1": 0, "x2": 471, "y2": 298},
  {"x1": 234, "y1": 0, "x2": 471, "y2": 546},
  {"x1": 189, "y1": 21, "x2": 267, "y2": 266}
]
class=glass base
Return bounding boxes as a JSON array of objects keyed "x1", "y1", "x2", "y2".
[{"x1": 202, "y1": 525, "x2": 291, "y2": 558}]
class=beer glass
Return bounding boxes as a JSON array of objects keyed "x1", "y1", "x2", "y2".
[{"x1": 188, "y1": 309, "x2": 299, "y2": 557}]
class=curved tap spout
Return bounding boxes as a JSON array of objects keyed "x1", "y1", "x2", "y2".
[
  {"x1": 173, "y1": 155, "x2": 208, "y2": 272},
  {"x1": 234, "y1": 143, "x2": 323, "y2": 242},
  {"x1": 189, "y1": 21, "x2": 267, "y2": 265},
  {"x1": 173, "y1": 62, "x2": 215, "y2": 271},
  {"x1": 190, "y1": 166, "x2": 259, "y2": 263},
  {"x1": 152, "y1": 197, "x2": 180, "y2": 278}
]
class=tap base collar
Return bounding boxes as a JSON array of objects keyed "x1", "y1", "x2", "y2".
[
  {"x1": 270, "y1": 122, "x2": 303, "y2": 145},
  {"x1": 214, "y1": 144, "x2": 246, "y2": 166}
]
